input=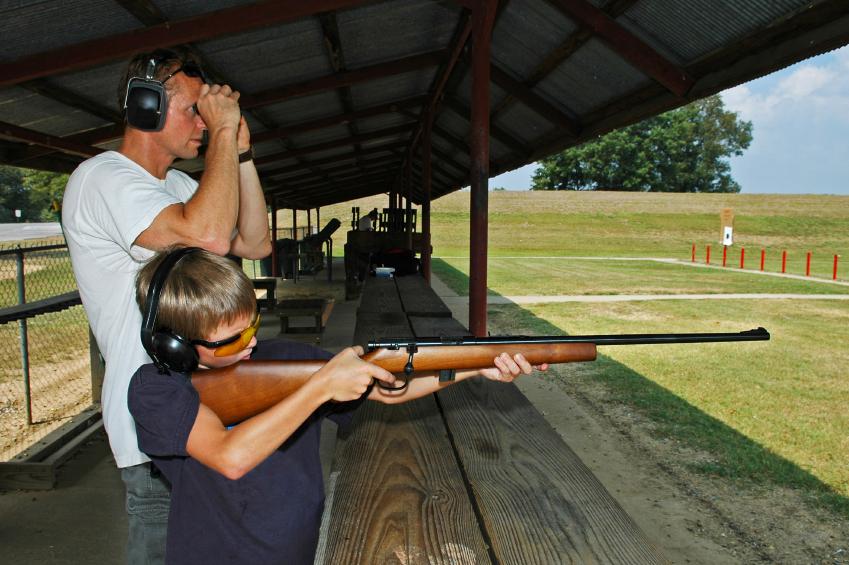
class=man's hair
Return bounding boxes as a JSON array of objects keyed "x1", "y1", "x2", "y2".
[
  {"x1": 117, "y1": 46, "x2": 198, "y2": 115},
  {"x1": 136, "y1": 248, "x2": 257, "y2": 342}
]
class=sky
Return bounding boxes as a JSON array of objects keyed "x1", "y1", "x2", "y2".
[{"x1": 490, "y1": 45, "x2": 849, "y2": 195}]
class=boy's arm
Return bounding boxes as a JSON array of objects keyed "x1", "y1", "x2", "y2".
[
  {"x1": 186, "y1": 347, "x2": 395, "y2": 479},
  {"x1": 368, "y1": 353, "x2": 547, "y2": 404}
]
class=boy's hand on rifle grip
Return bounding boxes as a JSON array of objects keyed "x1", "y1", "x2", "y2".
[
  {"x1": 313, "y1": 346, "x2": 396, "y2": 402},
  {"x1": 479, "y1": 353, "x2": 548, "y2": 383}
]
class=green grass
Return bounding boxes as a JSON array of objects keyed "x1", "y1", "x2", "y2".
[
  {"x1": 486, "y1": 297, "x2": 849, "y2": 516},
  {"x1": 433, "y1": 257, "x2": 849, "y2": 296},
  {"x1": 428, "y1": 192, "x2": 849, "y2": 279}
]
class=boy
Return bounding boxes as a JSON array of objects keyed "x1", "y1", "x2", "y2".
[{"x1": 129, "y1": 247, "x2": 541, "y2": 564}]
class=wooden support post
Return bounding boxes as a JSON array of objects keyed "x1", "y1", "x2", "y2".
[
  {"x1": 271, "y1": 196, "x2": 279, "y2": 277},
  {"x1": 422, "y1": 110, "x2": 433, "y2": 282},
  {"x1": 468, "y1": 0, "x2": 495, "y2": 337}
]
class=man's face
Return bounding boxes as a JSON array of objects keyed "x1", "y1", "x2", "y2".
[
  {"x1": 153, "y1": 72, "x2": 206, "y2": 160},
  {"x1": 195, "y1": 313, "x2": 257, "y2": 369}
]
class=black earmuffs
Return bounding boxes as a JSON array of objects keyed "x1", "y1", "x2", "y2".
[
  {"x1": 124, "y1": 58, "x2": 168, "y2": 132},
  {"x1": 140, "y1": 247, "x2": 202, "y2": 373}
]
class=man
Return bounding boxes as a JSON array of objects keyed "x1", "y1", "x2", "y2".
[
  {"x1": 358, "y1": 207, "x2": 378, "y2": 231},
  {"x1": 62, "y1": 47, "x2": 271, "y2": 563}
]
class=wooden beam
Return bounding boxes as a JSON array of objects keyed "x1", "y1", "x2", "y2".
[
  {"x1": 490, "y1": 0, "x2": 637, "y2": 118},
  {"x1": 549, "y1": 0, "x2": 694, "y2": 97},
  {"x1": 258, "y1": 141, "x2": 406, "y2": 178},
  {"x1": 268, "y1": 154, "x2": 400, "y2": 184},
  {"x1": 240, "y1": 50, "x2": 447, "y2": 110},
  {"x1": 468, "y1": 0, "x2": 496, "y2": 337},
  {"x1": 318, "y1": 12, "x2": 364, "y2": 168},
  {"x1": 0, "y1": 0, "x2": 373, "y2": 88},
  {"x1": 251, "y1": 96, "x2": 426, "y2": 144},
  {"x1": 0, "y1": 122, "x2": 102, "y2": 159},
  {"x1": 490, "y1": 63, "x2": 581, "y2": 137},
  {"x1": 443, "y1": 95, "x2": 529, "y2": 155},
  {"x1": 253, "y1": 123, "x2": 415, "y2": 167}
]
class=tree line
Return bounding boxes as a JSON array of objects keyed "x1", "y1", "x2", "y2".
[
  {"x1": 0, "y1": 166, "x2": 67, "y2": 222},
  {"x1": 532, "y1": 95, "x2": 752, "y2": 193}
]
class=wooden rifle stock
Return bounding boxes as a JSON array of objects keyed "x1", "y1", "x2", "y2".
[
  {"x1": 192, "y1": 343, "x2": 596, "y2": 425},
  {"x1": 192, "y1": 328, "x2": 769, "y2": 426}
]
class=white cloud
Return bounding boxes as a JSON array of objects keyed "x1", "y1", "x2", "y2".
[{"x1": 722, "y1": 47, "x2": 849, "y2": 126}]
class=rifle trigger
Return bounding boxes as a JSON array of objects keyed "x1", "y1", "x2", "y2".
[{"x1": 404, "y1": 344, "x2": 417, "y2": 375}]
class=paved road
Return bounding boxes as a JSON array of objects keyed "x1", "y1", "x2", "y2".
[{"x1": 0, "y1": 223, "x2": 63, "y2": 242}]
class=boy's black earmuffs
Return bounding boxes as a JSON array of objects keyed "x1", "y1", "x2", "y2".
[
  {"x1": 140, "y1": 247, "x2": 202, "y2": 373},
  {"x1": 123, "y1": 58, "x2": 169, "y2": 132}
]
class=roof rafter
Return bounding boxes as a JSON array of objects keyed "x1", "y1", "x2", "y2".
[
  {"x1": 549, "y1": 0, "x2": 694, "y2": 97},
  {"x1": 240, "y1": 50, "x2": 447, "y2": 110},
  {"x1": 0, "y1": 0, "x2": 373, "y2": 88}
]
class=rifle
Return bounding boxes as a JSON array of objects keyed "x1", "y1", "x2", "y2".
[{"x1": 191, "y1": 327, "x2": 769, "y2": 426}]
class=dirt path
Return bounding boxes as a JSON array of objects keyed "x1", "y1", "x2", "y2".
[{"x1": 431, "y1": 274, "x2": 849, "y2": 564}]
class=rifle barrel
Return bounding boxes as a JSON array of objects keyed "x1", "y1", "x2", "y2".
[{"x1": 369, "y1": 327, "x2": 770, "y2": 349}]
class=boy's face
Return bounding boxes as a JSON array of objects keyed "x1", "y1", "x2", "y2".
[{"x1": 196, "y1": 313, "x2": 257, "y2": 369}]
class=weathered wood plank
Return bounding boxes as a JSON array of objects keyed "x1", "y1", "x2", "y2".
[
  {"x1": 353, "y1": 312, "x2": 412, "y2": 347},
  {"x1": 395, "y1": 275, "x2": 452, "y2": 317},
  {"x1": 408, "y1": 315, "x2": 470, "y2": 338},
  {"x1": 321, "y1": 397, "x2": 492, "y2": 564},
  {"x1": 438, "y1": 379, "x2": 667, "y2": 564},
  {"x1": 357, "y1": 277, "x2": 403, "y2": 314}
]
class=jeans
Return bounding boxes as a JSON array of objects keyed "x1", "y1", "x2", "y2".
[{"x1": 121, "y1": 463, "x2": 171, "y2": 565}]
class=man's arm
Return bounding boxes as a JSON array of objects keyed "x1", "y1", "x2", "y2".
[
  {"x1": 135, "y1": 84, "x2": 245, "y2": 255},
  {"x1": 229, "y1": 116, "x2": 271, "y2": 259}
]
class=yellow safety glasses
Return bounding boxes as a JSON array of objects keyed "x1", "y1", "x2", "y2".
[{"x1": 192, "y1": 312, "x2": 261, "y2": 357}]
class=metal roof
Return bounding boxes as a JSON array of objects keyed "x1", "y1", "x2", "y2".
[{"x1": 1, "y1": 0, "x2": 847, "y2": 209}]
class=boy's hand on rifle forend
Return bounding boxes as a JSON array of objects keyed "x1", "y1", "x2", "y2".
[
  {"x1": 312, "y1": 346, "x2": 396, "y2": 402},
  {"x1": 479, "y1": 353, "x2": 548, "y2": 383}
]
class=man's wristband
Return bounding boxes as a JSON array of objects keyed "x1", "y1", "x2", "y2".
[{"x1": 238, "y1": 146, "x2": 254, "y2": 163}]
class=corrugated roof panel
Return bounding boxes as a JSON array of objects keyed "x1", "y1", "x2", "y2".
[
  {"x1": 284, "y1": 124, "x2": 352, "y2": 149},
  {"x1": 0, "y1": 87, "x2": 109, "y2": 137},
  {"x1": 535, "y1": 38, "x2": 651, "y2": 116},
  {"x1": 349, "y1": 69, "x2": 436, "y2": 108},
  {"x1": 48, "y1": 61, "x2": 132, "y2": 118},
  {"x1": 354, "y1": 113, "x2": 414, "y2": 133},
  {"x1": 337, "y1": 0, "x2": 459, "y2": 68},
  {"x1": 197, "y1": 20, "x2": 333, "y2": 91},
  {"x1": 495, "y1": 103, "x2": 559, "y2": 146},
  {"x1": 0, "y1": 1, "x2": 141, "y2": 63},
  {"x1": 621, "y1": 0, "x2": 813, "y2": 64},
  {"x1": 492, "y1": 0, "x2": 579, "y2": 82},
  {"x1": 452, "y1": 71, "x2": 510, "y2": 113},
  {"x1": 261, "y1": 92, "x2": 345, "y2": 127},
  {"x1": 155, "y1": 0, "x2": 257, "y2": 20}
]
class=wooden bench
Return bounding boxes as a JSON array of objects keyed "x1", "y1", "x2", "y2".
[
  {"x1": 277, "y1": 298, "x2": 332, "y2": 334},
  {"x1": 319, "y1": 278, "x2": 666, "y2": 563},
  {"x1": 250, "y1": 278, "x2": 277, "y2": 311}
]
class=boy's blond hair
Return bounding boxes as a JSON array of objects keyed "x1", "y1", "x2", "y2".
[{"x1": 136, "y1": 248, "x2": 256, "y2": 341}]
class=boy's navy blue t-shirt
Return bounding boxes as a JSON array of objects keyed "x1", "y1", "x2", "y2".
[{"x1": 128, "y1": 339, "x2": 359, "y2": 565}]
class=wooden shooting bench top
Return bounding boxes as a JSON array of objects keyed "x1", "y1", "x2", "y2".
[{"x1": 318, "y1": 277, "x2": 666, "y2": 564}]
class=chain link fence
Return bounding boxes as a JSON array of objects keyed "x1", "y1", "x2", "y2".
[{"x1": 0, "y1": 238, "x2": 94, "y2": 461}]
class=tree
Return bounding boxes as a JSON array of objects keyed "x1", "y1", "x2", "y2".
[
  {"x1": 22, "y1": 168, "x2": 69, "y2": 221},
  {"x1": 0, "y1": 166, "x2": 30, "y2": 221},
  {"x1": 531, "y1": 95, "x2": 752, "y2": 193}
]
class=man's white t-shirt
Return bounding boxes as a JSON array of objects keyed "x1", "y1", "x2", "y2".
[{"x1": 63, "y1": 151, "x2": 198, "y2": 468}]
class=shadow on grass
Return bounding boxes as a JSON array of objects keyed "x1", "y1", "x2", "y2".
[{"x1": 431, "y1": 258, "x2": 849, "y2": 517}]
